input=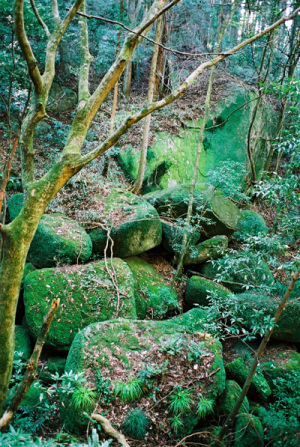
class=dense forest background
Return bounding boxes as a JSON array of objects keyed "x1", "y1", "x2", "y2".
[{"x1": 0, "y1": 1, "x2": 299, "y2": 446}]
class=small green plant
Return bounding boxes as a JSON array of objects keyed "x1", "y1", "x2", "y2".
[
  {"x1": 197, "y1": 396, "x2": 214, "y2": 419},
  {"x1": 169, "y1": 387, "x2": 193, "y2": 415},
  {"x1": 95, "y1": 369, "x2": 113, "y2": 405},
  {"x1": 122, "y1": 408, "x2": 150, "y2": 440},
  {"x1": 161, "y1": 336, "x2": 185, "y2": 356},
  {"x1": 114, "y1": 378, "x2": 143, "y2": 403},
  {"x1": 187, "y1": 341, "x2": 207, "y2": 364},
  {"x1": 137, "y1": 360, "x2": 169, "y2": 385},
  {"x1": 71, "y1": 385, "x2": 97, "y2": 413},
  {"x1": 169, "y1": 415, "x2": 184, "y2": 435}
]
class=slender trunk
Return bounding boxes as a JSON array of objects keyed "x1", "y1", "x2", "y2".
[{"x1": 133, "y1": 1, "x2": 165, "y2": 194}]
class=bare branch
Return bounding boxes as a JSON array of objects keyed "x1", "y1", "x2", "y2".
[
  {"x1": 78, "y1": 1, "x2": 93, "y2": 102},
  {"x1": 91, "y1": 413, "x2": 130, "y2": 447},
  {"x1": 0, "y1": 299, "x2": 60, "y2": 432},
  {"x1": 29, "y1": 0, "x2": 50, "y2": 37},
  {"x1": 14, "y1": 0, "x2": 43, "y2": 93},
  {"x1": 51, "y1": 0, "x2": 60, "y2": 25},
  {"x1": 73, "y1": 7, "x2": 224, "y2": 58},
  {"x1": 76, "y1": 5, "x2": 300, "y2": 169}
]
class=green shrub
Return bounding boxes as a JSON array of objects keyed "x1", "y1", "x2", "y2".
[{"x1": 122, "y1": 408, "x2": 150, "y2": 440}]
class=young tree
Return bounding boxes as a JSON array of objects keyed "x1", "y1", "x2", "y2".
[{"x1": 0, "y1": 0, "x2": 298, "y2": 414}]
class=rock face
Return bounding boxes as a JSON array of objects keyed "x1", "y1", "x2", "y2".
[
  {"x1": 90, "y1": 188, "x2": 162, "y2": 258},
  {"x1": 236, "y1": 293, "x2": 300, "y2": 343},
  {"x1": 63, "y1": 313, "x2": 225, "y2": 435},
  {"x1": 27, "y1": 214, "x2": 92, "y2": 268},
  {"x1": 185, "y1": 276, "x2": 233, "y2": 307},
  {"x1": 118, "y1": 83, "x2": 277, "y2": 192},
  {"x1": 125, "y1": 256, "x2": 179, "y2": 319},
  {"x1": 146, "y1": 184, "x2": 241, "y2": 238},
  {"x1": 23, "y1": 259, "x2": 136, "y2": 350}
]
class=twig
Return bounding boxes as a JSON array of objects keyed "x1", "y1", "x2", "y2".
[
  {"x1": 71, "y1": 9, "x2": 224, "y2": 58},
  {"x1": 91, "y1": 413, "x2": 130, "y2": 447},
  {"x1": 0, "y1": 298, "x2": 60, "y2": 432},
  {"x1": 29, "y1": 0, "x2": 50, "y2": 36}
]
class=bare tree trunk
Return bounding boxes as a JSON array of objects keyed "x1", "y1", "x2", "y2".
[{"x1": 133, "y1": 0, "x2": 165, "y2": 194}]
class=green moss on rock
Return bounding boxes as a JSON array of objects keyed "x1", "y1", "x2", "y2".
[
  {"x1": 14, "y1": 325, "x2": 31, "y2": 361},
  {"x1": 161, "y1": 220, "x2": 200, "y2": 254},
  {"x1": 23, "y1": 259, "x2": 136, "y2": 350},
  {"x1": 234, "y1": 413, "x2": 264, "y2": 447},
  {"x1": 236, "y1": 210, "x2": 268, "y2": 237},
  {"x1": 63, "y1": 316, "x2": 225, "y2": 434},
  {"x1": 27, "y1": 214, "x2": 92, "y2": 268},
  {"x1": 236, "y1": 293, "x2": 300, "y2": 343},
  {"x1": 261, "y1": 346, "x2": 300, "y2": 387},
  {"x1": 217, "y1": 380, "x2": 249, "y2": 418},
  {"x1": 7, "y1": 193, "x2": 25, "y2": 221},
  {"x1": 90, "y1": 188, "x2": 162, "y2": 258},
  {"x1": 183, "y1": 235, "x2": 228, "y2": 265},
  {"x1": 225, "y1": 357, "x2": 271, "y2": 401},
  {"x1": 125, "y1": 256, "x2": 179, "y2": 319},
  {"x1": 185, "y1": 276, "x2": 233, "y2": 306}
]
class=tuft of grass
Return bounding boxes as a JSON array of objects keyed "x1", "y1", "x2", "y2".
[
  {"x1": 169, "y1": 415, "x2": 184, "y2": 435},
  {"x1": 197, "y1": 396, "x2": 214, "y2": 419},
  {"x1": 71, "y1": 385, "x2": 97, "y2": 413},
  {"x1": 169, "y1": 387, "x2": 193, "y2": 415},
  {"x1": 114, "y1": 378, "x2": 143, "y2": 403},
  {"x1": 122, "y1": 408, "x2": 150, "y2": 440}
]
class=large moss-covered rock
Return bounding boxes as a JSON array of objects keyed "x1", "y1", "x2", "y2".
[
  {"x1": 161, "y1": 220, "x2": 200, "y2": 254},
  {"x1": 200, "y1": 253, "x2": 273, "y2": 293},
  {"x1": 236, "y1": 292, "x2": 300, "y2": 343},
  {"x1": 14, "y1": 325, "x2": 31, "y2": 361},
  {"x1": 125, "y1": 256, "x2": 179, "y2": 319},
  {"x1": 118, "y1": 83, "x2": 276, "y2": 192},
  {"x1": 225, "y1": 357, "x2": 271, "y2": 401},
  {"x1": 63, "y1": 315, "x2": 225, "y2": 435},
  {"x1": 183, "y1": 235, "x2": 228, "y2": 265},
  {"x1": 90, "y1": 188, "x2": 162, "y2": 258},
  {"x1": 236, "y1": 210, "x2": 268, "y2": 237},
  {"x1": 185, "y1": 276, "x2": 233, "y2": 307},
  {"x1": 217, "y1": 380, "x2": 249, "y2": 418},
  {"x1": 7, "y1": 193, "x2": 25, "y2": 221},
  {"x1": 261, "y1": 346, "x2": 300, "y2": 387},
  {"x1": 234, "y1": 413, "x2": 264, "y2": 447},
  {"x1": 48, "y1": 83, "x2": 77, "y2": 112},
  {"x1": 23, "y1": 259, "x2": 136, "y2": 350},
  {"x1": 146, "y1": 184, "x2": 240, "y2": 238},
  {"x1": 27, "y1": 214, "x2": 92, "y2": 268}
]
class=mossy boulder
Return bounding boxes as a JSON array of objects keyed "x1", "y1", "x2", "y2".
[
  {"x1": 161, "y1": 220, "x2": 200, "y2": 254},
  {"x1": 234, "y1": 413, "x2": 264, "y2": 447},
  {"x1": 183, "y1": 235, "x2": 228, "y2": 265},
  {"x1": 261, "y1": 346, "x2": 300, "y2": 387},
  {"x1": 125, "y1": 256, "x2": 179, "y2": 319},
  {"x1": 63, "y1": 315, "x2": 225, "y2": 435},
  {"x1": 225, "y1": 357, "x2": 271, "y2": 401},
  {"x1": 7, "y1": 193, "x2": 25, "y2": 221},
  {"x1": 145, "y1": 184, "x2": 240, "y2": 238},
  {"x1": 118, "y1": 83, "x2": 276, "y2": 192},
  {"x1": 217, "y1": 380, "x2": 249, "y2": 418},
  {"x1": 23, "y1": 259, "x2": 136, "y2": 350},
  {"x1": 27, "y1": 214, "x2": 92, "y2": 268},
  {"x1": 14, "y1": 325, "x2": 31, "y2": 361},
  {"x1": 185, "y1": 276, "x2": 233, "y2": 307},
  {"x1": 21, "y1": 263, "x2": 36, "y2": 289},
  {"x1": 89, "y1": 188, "x2": 162, "y2": 258},
  {"x1": 236, "y1": 210, "x2": 268, "y2": 237},
  {"x1": 48, "y1": 83, "x2": 78, "y2": 112},
  {"x1": 200, "y1": 253, "x2": 273, "y2": 293},
  {"x1": 235, "y1": 292, "x2": 300, "y2": 343}
]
